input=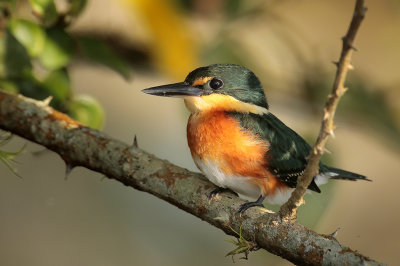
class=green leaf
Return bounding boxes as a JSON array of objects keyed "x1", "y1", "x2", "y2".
[
  {"x1": 78, "y1": 36, "x2": 131, "y2": 80},
  {"x1": 0, "y1": 132, "x2": 25, "y2": 178},
  {"x1": 0, "y1": 80, "x2": 19, "y2": 93},
  {"x1": 226, "y1": 224, "x2": 257, "y2": 259},
  {"x1": 42, "y1": 68, "x2": 71, "y2": 109},
  {"x1": 68, "y1": 0, "x2": 87, "y2": 17},
  {"x1": 9, "y1": 18, "x2": 46, "y2": 57},
  {"x1": 226, "y1": 0, "x2": 241, "y2": 18},
  {"x1": 38, "y1": 27, "x2": 75, "y2": 70},
  {"x1": 16, "y1": 77, "x2": 49, "y2": 101},
  {"x1": 0, "y1": 0, "x2": 18, "y2": 11},
  {"x1": 29, "y1": 0, "x2": 58, "y2": 26},
  {"x1": 0, "y1": 131, "x2": 12, "y2": 146},
  {"x1": 0, "y1": 30, "x2": 32, "y2": 78},
  {"x1": 10, "y1": 70, "x2": 70, "y2": 111},
  {"x1": 69, "y1": 94, "x2": 105, "y2": 129}
]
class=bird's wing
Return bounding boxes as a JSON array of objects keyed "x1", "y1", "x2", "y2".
[{"x1": 229, "y1": 112, "x2": 321, "y2": 192}]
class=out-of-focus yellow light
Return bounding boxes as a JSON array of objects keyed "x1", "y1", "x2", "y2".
[{"x1": 120, "y1": 0, "x2": 198, "y2": 79}]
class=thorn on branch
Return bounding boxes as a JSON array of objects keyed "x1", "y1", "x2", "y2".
[
  {"x1": 330, "y1": 227, "x2": 341, "y2": 238},
  {"x1": 317, "y1": 145, "x2": 331, "y2": 154},
  {"x1": 42, "y1": 96, "x2": 53, "y2": 106},
  {"x1": 348, "y1": 64, "x2": 354, "y2": 70},
  {"x1": 133, "y1": 135, "x2": 138, "y2": 148},
  {"x1": 295, "y1": 198, "x2": 304, "y2": 207},
  {"x1": 328, "y1": 129, "x2": 336, "y2": 138},
  {"x1": 65, "y1": 163, "x2": 75, "y2": 180},
  {"x1": 31, "y1": 148, "x2": 49, "y2": 156},
  {"x1": 336, "y1": 87, "x2": 349, "y2": 98},
  {"x1": 356, "y1": 5, "x2": 368, "y2": 17},
  {"x1": 350, "y1": 45, "x2": 358, "y2": 51},
  {"x1": 323, "y1": 148, "x2": 331, "y2": 154},
  {"x1": 332, "y1": 61, "x2": 339, "y2": 67},
  {"x1": 341, "y1": 36, "x2": 358, "y2": 51}
]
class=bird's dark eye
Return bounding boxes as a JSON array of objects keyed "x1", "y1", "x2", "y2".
[{"x1": 209, "y1": 78, "x2": 223, "y2": 90}]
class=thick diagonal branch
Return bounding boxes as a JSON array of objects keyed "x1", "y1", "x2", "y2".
[
  {"x1": 279, "y1": 0, "x2": 367, "y2": 220},
  {"x1": 0, "y1": 91, "x2": 382, "y2": 265}
]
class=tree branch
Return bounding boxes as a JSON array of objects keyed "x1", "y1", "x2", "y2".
[
  {"x1": 0, "y1": 1, "x2": 375, "y2": 264},
  {"x1": 0, "y1": 90, "x2": 382, "y2": 265},
  {"x1": 278, "y1": 0, "x2": 367, "y2": 220}
]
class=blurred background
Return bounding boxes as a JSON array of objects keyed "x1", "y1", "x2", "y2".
[{"x1": 0, "y1": 0, "x2": 399, "y2": 265}]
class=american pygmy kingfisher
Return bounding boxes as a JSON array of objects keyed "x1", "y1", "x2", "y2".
[{"x1": 142, "y1": 64, "x2": 369, "y2": 213}]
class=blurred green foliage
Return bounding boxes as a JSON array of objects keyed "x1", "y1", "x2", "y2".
[
  {"x1": 78, "y1": 36, "x2": 132, "y2": 80},
  {"x1": 0, "y1": 132, "x2": 24, "y2": 177},
  {"x1": 0, "y1": 0, "x2": 130, "y2": 121},
  {"x1": 69, "y1": 94, "x2": 105, "y2": 129},
  {"x1": 301, "y1": 66, "x2": 400, "y2": 149},
  {"x1": 0, "y1": 0, "x2": 131, "y2": 174}
]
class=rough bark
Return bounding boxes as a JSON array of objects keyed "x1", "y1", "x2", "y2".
[{"x1": 0, "y1": 91, "x2": 382, "y2": 265}]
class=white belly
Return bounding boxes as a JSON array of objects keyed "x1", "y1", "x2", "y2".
[
  {"x1": 195, "y1": 158, "x2": 262, "y2": 199},
  {"x1": 194, "y1": 158, "x2": 331, "y2": 205}
]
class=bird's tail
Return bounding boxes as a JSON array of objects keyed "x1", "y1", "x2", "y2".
[{"x1": 324, "y1": 166, "x2": 371, "y2": 181}]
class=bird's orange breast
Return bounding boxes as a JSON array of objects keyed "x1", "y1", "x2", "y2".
[{"x1": 187, "y1": 111, "x2": 285, "y2": 195}]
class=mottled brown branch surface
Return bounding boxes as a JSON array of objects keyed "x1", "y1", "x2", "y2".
[
  {"x1": 0, "y1": 91, "x2": 382, "y2": 265},
  {"x1": 279, "y1": 0, "x2": 368, "y2": 220}
]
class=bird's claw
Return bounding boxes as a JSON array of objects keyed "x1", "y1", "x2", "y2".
[
  {"x1": 237, "y1": 201, "x2": 264, "y2": 215},
  {"x1": 208, "y1": 187, "x2": 236, "y2": 200},
  {"x1": 237, "y1": 195, "x2": 266, "y2": 215}
]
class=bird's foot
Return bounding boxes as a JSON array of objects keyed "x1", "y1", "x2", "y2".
[
  {"x1": 237, "y1": 195, "x2": 265, "y2": 215},
  {"x1": 208, "y1": 187, "x2": 237, "y2": 200}
]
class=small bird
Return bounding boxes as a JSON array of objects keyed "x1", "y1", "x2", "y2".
[{"x1": 142, "y1": 64, "x2": 369, "y2": 213}]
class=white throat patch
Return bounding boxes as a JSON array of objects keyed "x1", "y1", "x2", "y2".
[{"x1": 184, "y1": 94, "x2": 268, "y2": 115}]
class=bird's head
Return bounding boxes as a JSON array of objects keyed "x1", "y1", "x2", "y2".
[{"x1": 142, "y1": 64, "x2": 269, "y2": 115}]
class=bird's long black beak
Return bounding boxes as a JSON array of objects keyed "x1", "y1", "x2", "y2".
[{"x1": 142, "y1": 82, "x2": 204, "y2": 97}]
